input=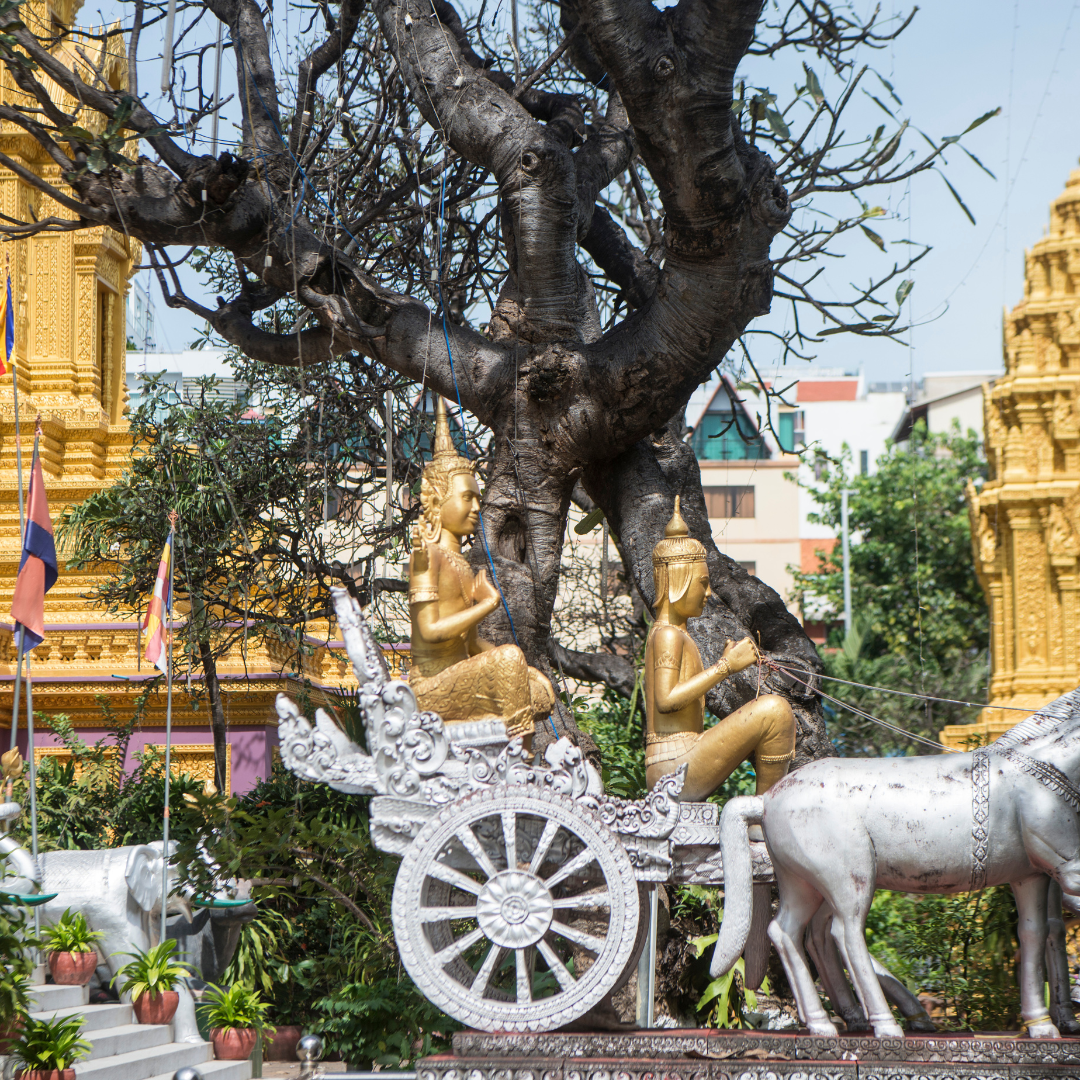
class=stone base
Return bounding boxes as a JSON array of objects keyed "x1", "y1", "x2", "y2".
[{"x1": 415, "y1": 1029, "x2": 1080, "y2": 1080}]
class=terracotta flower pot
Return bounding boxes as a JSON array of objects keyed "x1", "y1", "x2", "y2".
[
  {"x1": 211, "y1": 1027, "x2": 258, "y2": 1060},
  {"x1": 265, "y1": 1024, "x2": 302, "y2": 1061},
  {"x1": 48, "y1": 950, "x2": 99, "y2": 986},
  {"x1": 14, "y1": 1070, "x2": 76, "y2": 1080},
  {"x1": 132, "y1": 990, "x2": 179, "y2": 1025}
]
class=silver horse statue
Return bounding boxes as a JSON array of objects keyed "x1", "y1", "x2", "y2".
[{"x1": 713, "y1": 686, "x2": 1080, "y2": 1038}]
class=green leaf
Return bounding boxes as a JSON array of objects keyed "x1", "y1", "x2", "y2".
[
  {"x1": 574, "y1": 507, "x2": 604, "y2": 535},
  {"x1": 961, "y1": 106, "x2": 1001, "y2": 135},
  {"x1": 865, "y1": 92, "x2": 896, "y2": 120},
  {"x1": 895, "y1": 279, "x2": 914, "y2": 307},
  {"x1": 938, "y1": 170, "x2": 976, "y2": 225},
  {"x1": 59, "y1": 125, "x2": 95, "y2": 142},
  {"x1": 748, "y1": 96, "x2": 767, "y2": 124},
  {"x1": 873, "y1": 121, "x2": 908, "y2": 168},
  {"x1": 860, "y1": 225, "x2": 886, "y2": 251},
  {"x1": 876, "y1": 72, "x2": 902, "y2": 106},
  {"x1": 803, "y1": 64, "x2": 824, "y2": 105},
  {"x1": 765, "y1": 108, "x2": 790, "y2": 140},
  {"x1": 85, "y1": 147, "x2": 106, "y2": 174}
]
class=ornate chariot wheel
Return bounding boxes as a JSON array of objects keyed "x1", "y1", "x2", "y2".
[{"x1": 392, "y1": 785, "x2": 640, "y2": 1032}]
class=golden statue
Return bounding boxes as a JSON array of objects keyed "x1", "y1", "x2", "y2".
[
  {"x1": 644, "y1": 498, "x2": 796, "y2": 799},
  {"x1": 409, "y1": 399, "x2": 555, "y2": 748}
]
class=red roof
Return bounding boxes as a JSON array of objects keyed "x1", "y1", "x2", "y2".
[{"x1": 796, "y1": 380, "x2": 858, "y2": 402}]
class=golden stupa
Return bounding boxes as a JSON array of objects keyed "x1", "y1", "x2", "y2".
[{"x1": 944, "y1": 162, "x2": 1080, "y2": 748}]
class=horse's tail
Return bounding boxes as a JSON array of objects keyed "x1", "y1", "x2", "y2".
[{"x1": 710, "y1": 795, "x2": 765, "y2": 978}]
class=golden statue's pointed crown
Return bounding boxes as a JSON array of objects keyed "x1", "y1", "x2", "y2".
[{"x1": 653, "y1": 494, "x2": 707, "y2": 566}]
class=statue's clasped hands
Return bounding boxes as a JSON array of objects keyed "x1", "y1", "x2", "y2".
[{"x1": 717, "y1": 636, "x2": 760, "y2": 678}]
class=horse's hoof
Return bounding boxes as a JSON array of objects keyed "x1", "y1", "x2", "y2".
[
  {"x1": 807, "y1": 1019, "x2": 840, "y2": 1037},
  {"x1": 1026, "y1": 1021, "x2": 1061, "y2": 1039},
  {"x1": 905, "y1": 1016, "x2": 937, "y2": 1033},
  {"x1": 872, "y1": 1021, "x2": 905, "y2": 1039}
]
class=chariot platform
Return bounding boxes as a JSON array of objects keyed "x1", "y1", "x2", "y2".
[{"x1": 416, "y1": 1029, "x2": 1080, "y2": 1080}]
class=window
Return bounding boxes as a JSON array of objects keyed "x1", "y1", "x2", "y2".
[
  {"x1": 860, "y1": 449, "x2": 869, "y2": 475},
  {"x1": 691, "y1": 407, "x2": 766, "y2": 461},
  {"x1": 739, "y1": 561, "x2": 756, "y2": 575},
  {"x1": 777, "y1": 410, "x2": 805, "y2": 453},
  {"x1": 703, "y1": 486, "x2": 755, "y2": 519}
]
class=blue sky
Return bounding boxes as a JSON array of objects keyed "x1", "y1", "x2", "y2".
[{"x1": 104, "y1": 1, "x2": 1080, "y2": 383}]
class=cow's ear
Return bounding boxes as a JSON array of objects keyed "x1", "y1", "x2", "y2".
[{"x1": 124, "y1": 845, "x2": 162, "y2": 912}]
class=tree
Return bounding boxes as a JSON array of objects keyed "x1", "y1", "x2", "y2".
[
  {"x1": 58, "y1": 377, "x2": 401, "y2": 789},
  {"x1": 0, "y1": 0, "x2": 996, "y2": 760},
  {"x1": 791, "y1": 422, "x2": 990, "y2": 754}
]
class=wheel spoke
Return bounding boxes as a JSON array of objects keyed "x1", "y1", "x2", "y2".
[
  {"x1": 551, "y1": 891, "x2": 610, "y2": 911},
  {"x1": 502, "y1": 810, "x2": 518, "y2": 870},
  {"x1": 549, "y1": 919, "x2": 606, "y2": 954},
  {"x1": 433, "y1": 925, "x2": 486, "y2": 966},
  {"x1": 425, "y1": 860, "x2": 484, "y2": 896},
  {"x1": 544, "y1": 846, "x2": 597, "y2": 890},
  {"x1": 454, "y1": 825, "x2": 499, "y2": 879},
  {"x1": 515, "y1": 948, "x2": 532, "y2": 1003},
  {"x1": 529, "y1": 819, "x2": 561, "y2": 874},
  {"x1": 471, "y1": 941, "x2": 503, "y2": 998},
  {"x1": 420, "y1": 905, "x2": 478, "y2": 923},
  {"x1": 536, "y1": 938, "x2": 576, "y2": 992}
]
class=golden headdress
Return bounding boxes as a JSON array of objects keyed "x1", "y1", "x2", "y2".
[
  {"x1": 652, "y1": 496, "x2": 708, "y2": 608},
  {"x1": 418, "y1": 397, "x2": 477, "y2": 541},
  {"x1": 652, "y1": 496, "x2": 707, "y2": 566}
]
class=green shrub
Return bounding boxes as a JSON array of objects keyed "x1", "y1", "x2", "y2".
[
  {"x1": 9, "y1": 1013, "x2": 91, "y2": 1071},
  {"x1": 0, "y1": 904, "x2": 36, "y2": 1028},
  {"x1": 41, "y1": 909, "x2": 104, "y2": 954},
  {"x1": 197, "y1": 983, "x2": 274, "y2": 1033},
  {"x1": 111, "y1": 940, "x2": 194, "y2": 1000}
]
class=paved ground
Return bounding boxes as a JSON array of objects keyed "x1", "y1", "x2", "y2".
[{"x1": 261, "y1": 1063, "x2": 348, "y2": 1078}]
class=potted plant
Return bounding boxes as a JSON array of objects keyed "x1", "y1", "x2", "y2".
[
  {"x1": 111, "y1": 940, "x2": 194, "y2": 1025},
  {"x1": 198, "y1": 983, "x2": 274, "y2": 1061},
  {"x1": 41, "y1": 909, "x2": 104, "y2": 986},
  {"x1": 8, "y1": 1013, "x2": 91, "y2": 1080}
]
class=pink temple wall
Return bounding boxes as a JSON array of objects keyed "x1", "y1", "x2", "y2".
[{"x1": 10, "y1": 724, "x2": 280, "y2": 796}]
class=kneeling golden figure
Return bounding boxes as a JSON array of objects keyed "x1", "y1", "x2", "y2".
[
  {"x1": 644, "y1": 498, "x2": 795, "y2": 799},
  {"x1": 408, "y1": 399, "x2": 554, "y2": 749}
]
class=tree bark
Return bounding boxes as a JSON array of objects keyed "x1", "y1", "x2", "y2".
[
  {"x1": 0, "y1": 0, "x2": 834, "y2": 762},
  {"x1": 198, "y1": 639, "x2": 230, "y2": 795}
]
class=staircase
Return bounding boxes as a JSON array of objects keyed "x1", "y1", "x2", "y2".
[{"x1": 0, "y1": 984, "x2": 252, "y2": 1080}]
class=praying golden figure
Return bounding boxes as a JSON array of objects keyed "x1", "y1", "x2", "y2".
[
  {"x1": 644, "y1": 498, "x2": 796, "y2": 800},
  {"x1": 408, "y1": 398, "x2": 555, "y2": 747}
]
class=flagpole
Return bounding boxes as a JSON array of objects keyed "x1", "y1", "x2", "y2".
[
  {"x1": 24, "y1": 424, "x2": 39, "y2": 946},
  {"x1": 160, "y1": 511, "x2": 176, "y2": 944},
  {"x1": 9, "y1": 259, "x2": 25, "y2": 753}
]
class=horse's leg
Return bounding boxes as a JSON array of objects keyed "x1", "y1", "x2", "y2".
[
  {"x1": 1045, "y1": 879, "x2": 1080, "y2": 1035},
  {"x1": 1012, "y1": 875, "x2": 1060, "y2": 1038},
  {"x1": 806, "y1": 906, "x2": 867, "y2": 1031},
  {"x1": 823, "y1": 874, "x2": 903, "y2": 1039},
  {"x1": 871, "y1": 956, "x2": 935, "y2": 1032},
  {"x1": 768, "y1": 873, "x2": 836, "y2": 1036}
]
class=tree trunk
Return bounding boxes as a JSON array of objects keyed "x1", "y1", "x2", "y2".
[{"x1": 198, "y1": 639, "x2": 230, "y2": 795}]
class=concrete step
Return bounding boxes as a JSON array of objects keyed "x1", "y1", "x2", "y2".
[
  {"x1": 82, "y1": 1021, "x2": 174, "y2": 1061},
  {"x1": 73, "y1": 1039, "x2": 213, "y2": 1080},
  {"x1": 27, "y1": 982, "x2": 88, "y2": 1011},
  {"x1": 28, "y1": 1001, "x2": 133, "y2": 1031},
  {"x1": 146, "y1": 1061, "x2": 252, "y2": 1080}
]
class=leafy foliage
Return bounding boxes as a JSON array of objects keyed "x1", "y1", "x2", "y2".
[
  {"x1": 41, "y1": 909, "x2": 104, "y2": 954},
  {"x1": 0, "y1": 904, "x2": 36, "y2": 1027},
  {"x1": 9, "y1": 1013, "x2": 91, "y2": 1071},
  {"x1": 791, "y1": 422, "x2": 990, "y2": 753},
  {"x1": 179, "y1": 762, "x2": 458, "y2": 1068},
  {"x1": 111, "y1": 940, "x2": 194, "y2": 1000},
  {"x1": 197, "y1": 983, "x2": 274, "y2": 1033},
  {"x1": 866, "y1": 887, "x2": 1020, "y2": 1030},
  {"x1": 8, "y1": 708, "x2": 200, "y2": 852}
]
